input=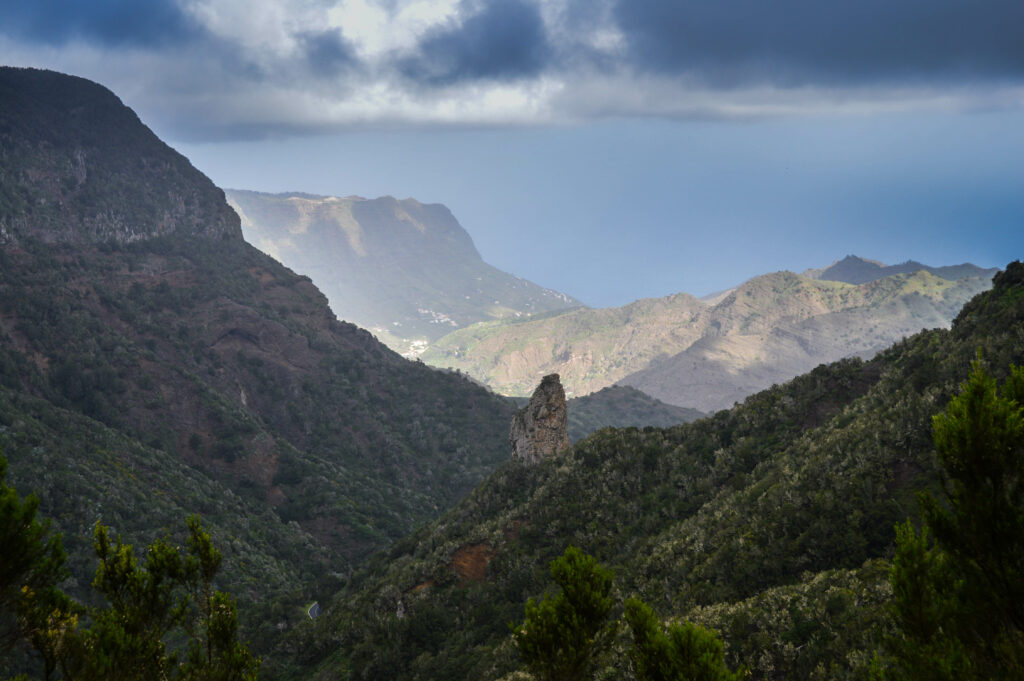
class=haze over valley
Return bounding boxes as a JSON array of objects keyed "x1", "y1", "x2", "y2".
[{"x1": 228, "y1": 193, "x2": 996, "y2": 412}]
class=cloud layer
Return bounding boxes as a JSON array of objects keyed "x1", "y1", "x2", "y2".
[{"x1": 2, "y1": 0, "x2": 1022, "y2": 139}]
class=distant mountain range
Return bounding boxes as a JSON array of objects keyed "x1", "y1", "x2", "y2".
[
  {"x1": 225, "y1": 190, "x2": 581, "y2": 354},
  {"x1": 422, "y1": 259, "x2": 997, "y2": 411},
  {"x1": 806, "y1": 254, "x2": 994, "y2": 285},
  {"x1": 227, "y1": 181, "x2": 997, "y2": 414},
  {"x1": 225, "y1": 191, "x2": 996, "y2": 415}
]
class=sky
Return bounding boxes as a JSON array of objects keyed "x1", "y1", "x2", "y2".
[{"x1": 1, "y1": 0, "x2": 1022, "y2": 307}]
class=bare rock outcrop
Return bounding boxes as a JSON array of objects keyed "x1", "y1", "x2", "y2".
[{"x1": 510, "y1": 373, "x2": 570, "y2": 464}]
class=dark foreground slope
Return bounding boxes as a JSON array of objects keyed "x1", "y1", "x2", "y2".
[
  {"x1": 293, "y1": 263, "x2": 1024, "y2": 681},
  {"x1": 0, "y1": 67, "x2": 515, "y2": 669}
]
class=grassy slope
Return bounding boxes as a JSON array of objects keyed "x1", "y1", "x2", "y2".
[{"x1": 423, "y1": 270, "x2": 992, "y2": 409}]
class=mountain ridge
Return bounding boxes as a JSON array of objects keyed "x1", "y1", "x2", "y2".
[
  {"x1": 225, "y1": 188, "x2": 582, "y2": 353},
  {"x1": 423, "y1": 264, "x2": 995, "y2": 410},
  {"x1": 805, "y1": 254, "x2": 995, "y2": 284},
  {"x1": 0, "y1": 66, "x2": 241, "y2": 245}
]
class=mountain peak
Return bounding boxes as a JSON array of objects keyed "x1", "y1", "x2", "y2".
[
  {"x1": 808, "y1": 255, "x2": 996, "y2": 285},
  {"x1": 0, "y1": 67, "x2": 241, "y2": 245}
]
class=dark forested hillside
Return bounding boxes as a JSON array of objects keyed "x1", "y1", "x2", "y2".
[
  {"x1": 567, "y1": 385, "x2": 703, "y2": 443},
  {"x1": 295, "y1": 263, "x2": 1023, "y2": 681},
  {"x1": 0, "y1": 67, "x2": 240, "y2": 244},
  {"x1": 0, "y1": 67, "x2": 515, "y2": 672}
]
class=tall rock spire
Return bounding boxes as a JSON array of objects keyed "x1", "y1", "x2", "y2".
[{"x1": 510, "y1": 374, "x2": 571, "y2": 464}]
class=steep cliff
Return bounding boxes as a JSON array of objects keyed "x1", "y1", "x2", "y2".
[
  {"x1": 0, "y1": 66, "x2": 241, "y2": 244},
  {"x1": 226, "y1": 189, "x2": 581, "y2": 352},
  {"x1": 510, "y1": 374, "x2": 570, "y2": 463}
]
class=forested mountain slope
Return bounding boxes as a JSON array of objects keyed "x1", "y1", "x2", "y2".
[
  {"x1": 0, "y1": 66, "x2": 515, "y2": 670},
  {"x1": 292, "y1": 263, "x2": 1023, "y2": 681},
  {"x1": 566, "y1": 385, "x2": 703, "y2": 443}
]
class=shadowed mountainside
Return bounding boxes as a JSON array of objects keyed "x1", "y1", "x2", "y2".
[
  {"x1": 0, "y1": 66, "x2": 516, "y2": 670},
  {"x1": 567, "y1": 385, "x2": 703, "y2": 442}
]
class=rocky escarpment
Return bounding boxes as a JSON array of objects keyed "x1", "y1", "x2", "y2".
[
  {"x1": 0, "y1": 67, "x2": 241, "y2": 245},
  {"x1": 225, "y1": 189, "x2": 581, "y2": 352},
  {"x1": 510, "y1": 373, "x2": 571, "y2": 463}
]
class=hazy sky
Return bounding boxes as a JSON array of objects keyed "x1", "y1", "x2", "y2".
[{"x1": 2, "y1": 0, "x2": 1022, "y2": 306}]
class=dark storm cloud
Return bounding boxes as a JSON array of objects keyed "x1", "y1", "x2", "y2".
[
  {"x1": 397, "y1": 0, "x2": 552, "y2": 85},
  {"x1": 611, "y1": 0, "x2": 1024, "y2": 86},
  {"x1": 300, "y1": 29, "x2": 358, "y2": 77},
  {"x1": 0, "y1": 0, "x2": 200, "y2": 47}
]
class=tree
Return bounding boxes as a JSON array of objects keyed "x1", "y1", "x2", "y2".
[
  {"x1": 179, "y1": 517, "x2": 259, "y2": 681},
  {"x1": 0, "y1": 449, "x2": 75, "y2": 680},
  {"x1": 889, "y1": 362, "x2": 1024, "y2": 680},
  {"x1": 75, "y1": 523, "x2": 191, "y2": 680},
  {"x1": 624, "y1": 597, "x2": 744, "y2": 681},
  {"x1": 513, "y1": 546, "x2": 616, "y2": 681},
  {"x1": 73, "y1": 518, "x2": 259, "y2": 681}
]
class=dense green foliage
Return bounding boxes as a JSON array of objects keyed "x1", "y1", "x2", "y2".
[
  {"x1": 624, "y1": 597, "x2": 743, "y2": 681},
  {"x1": 887, "y1": 363, "x2": 1024, "y2": 680},
  {"x1": 69, "y1": 519, "x2": 258, "y2": 681},
  {"x1": 0, "y1": 450, "x2": 68, "y2": 673},
  {"x1": 1, "y1": 462, "x2": 258, "y2": 681},
  {"x1": 0, "y1": 67, "x2": 517, "y2": 675},
  {"x1": 297, "y1": 263, "x2": 1023, "y2": 681},
  {"x1": 567, "y1": 387, "x2": 703, "y2": 443},
  {"x1": 511, "y1": 547, "x2": 742, "y2": 681},
  {"x1": 513, "y1": 547, "x2": 616, "y2": 681}
]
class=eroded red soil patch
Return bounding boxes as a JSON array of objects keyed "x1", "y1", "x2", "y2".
[{"x1": 450, "y1": 542, "x2": 493, "y2": 584}]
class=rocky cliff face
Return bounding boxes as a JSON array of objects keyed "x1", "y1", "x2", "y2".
[
  {"x1": 225, "y1": 189, "x2": 581, "y2": 352},
  {"x1": 0, "y1": 67, "x2": 241, "y2": 244},
  {"x1": 510, "y1": 373, "x2": 571, "y2": 463}
]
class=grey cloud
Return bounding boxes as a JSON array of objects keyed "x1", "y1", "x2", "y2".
[
  {"x1": 397, "y1": 0, "x2": 552, "y2": 85},
  {"x1": 300, "y1": 29, "x2": 358, "y2": 77},
  {"x1": 0, "y1": 0, "x2": 201, "y2": 47},
  {"x1": 611, "y1": 0, "x2": 1024, "y2": 86}
]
